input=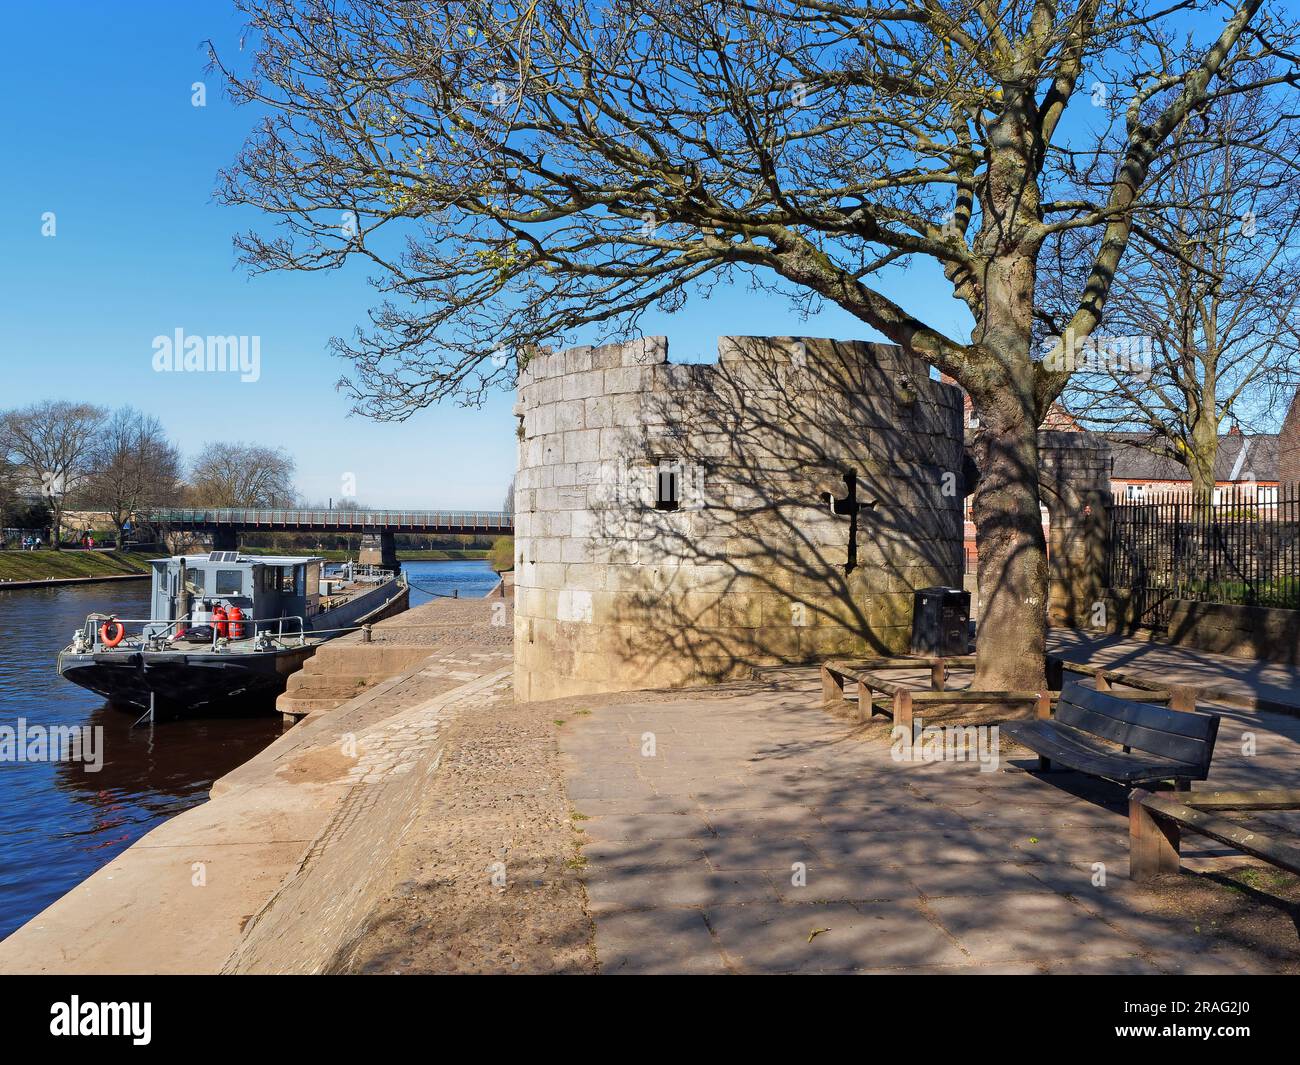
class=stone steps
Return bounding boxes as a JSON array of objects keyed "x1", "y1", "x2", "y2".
[
  {"x1": 276, "y1": 642, "x2": 433, "y2": 720},
  {"x1": 283, "y1": 670, "x2": 386, "y2": 694},
  {"x1": 295, "y1": 644, "x2": 432, "y2": 675}
]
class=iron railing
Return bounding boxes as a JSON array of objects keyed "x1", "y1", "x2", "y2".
[
  {"x1": 1109, "y1": 484, "x2": 1299, "y2": 629},
  {"x1": 148, "y1": 508, "x2": 513, "y2": 531},
  {"x1": 77, "y1": 614, "x2": 309, "y2": 652}
]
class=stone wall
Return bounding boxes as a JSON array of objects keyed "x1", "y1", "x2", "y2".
[
  {"x1": 513, "y1": 335, "x2": 965, "y2": 702},
  {"x1": 1166, "y1": 600, "x2": 1300, "y2": 665},
  {"x1": 1038, "y1": 431, "x2": 1112, "y2": 629}
]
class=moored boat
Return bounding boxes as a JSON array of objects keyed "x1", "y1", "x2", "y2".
[{"x1": 57, "y1": 552, "x2": 408, "y2": 717}]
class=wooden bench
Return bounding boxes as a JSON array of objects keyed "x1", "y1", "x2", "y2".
[
  {"x1": 1129, "y1": 789, "x2": 1300, "y2": 880},
  {"x1": 821, "y1": 657, "x2": 1047, "y2": 731},
  {"x1": 821, "y1": 656, "x2": 975, "y2": 710},
  {"x1": 1003, "y1": 682, "x2": 1220, "y2": 792},
  {"x1": 1048, "y1": 656, "x2": 1198, "y2": 712}
]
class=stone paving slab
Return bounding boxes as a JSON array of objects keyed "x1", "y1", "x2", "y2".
[{"x1": 560, "y1": 669, "x2": 1300, "y2": 975}]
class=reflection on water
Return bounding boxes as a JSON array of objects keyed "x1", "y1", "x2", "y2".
[{"x1": 0, "y1": 578, "x2": 283, "y2": 941}]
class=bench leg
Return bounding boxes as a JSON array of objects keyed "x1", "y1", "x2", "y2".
[
  {"x1": 856, "y1": 679, "x2": 872, "y2": 723},
  {"x1": 893, "y1": 689, "x2": 913, "y2": 740},
  {"x1": 1038, "y1": 755, "x2": 1052, "y2": 773},
  {"x1": 1129, "y1": 789, "x2": 1181, "y2": 881},
  {"x1": 821, "y1": 666, "x2": 845, "y2": 708},
  {"x1": 930, "y1": 660, "x2": 945, "y2": 692}
]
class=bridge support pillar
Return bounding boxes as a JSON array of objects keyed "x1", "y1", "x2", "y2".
[
  {"x1": 211, "y1": 527, "x2": 238, "y2": 552},
  {"x1": 380, "y1": 531, "x2": 400, "y2": 574}
]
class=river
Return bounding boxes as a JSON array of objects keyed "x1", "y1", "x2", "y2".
[
  {"x1": 403, "y1": 557, "x2": 501, "y2": 605},
  {"x1": 0, "y1": 556, "x2": 498, "y2": 941}
]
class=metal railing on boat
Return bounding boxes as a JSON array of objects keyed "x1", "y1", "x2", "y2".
[{"x1": 77, "y1": 615, "x2": 310, "y2": 653}]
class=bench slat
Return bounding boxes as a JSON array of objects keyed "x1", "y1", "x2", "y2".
[
  {"x1": 1053, "y1": 702, "x2": 1212, "y2": 767},
  {"x1": 1060, "y1": 683, "x2": 1218, "y2": 741},
  {"x1": 1003, "y1": 720, "x2": 1206, "y2": 784}
]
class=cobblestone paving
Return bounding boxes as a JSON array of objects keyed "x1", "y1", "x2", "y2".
[{"x1": 560, "y1": 669, "x2": 1300, "y2": 974}]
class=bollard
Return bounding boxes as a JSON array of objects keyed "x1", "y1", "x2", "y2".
[{"x1": 361, "y1": 625, "x2": 372, "y2": 643}]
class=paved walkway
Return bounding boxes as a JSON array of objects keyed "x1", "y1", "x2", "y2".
[
  {"x1": 559, "y1": 669, "x2": 1300, "y2": 974},
  {"x1": 1048, "y1": 628, "x2": 1300, "y2": 714}
]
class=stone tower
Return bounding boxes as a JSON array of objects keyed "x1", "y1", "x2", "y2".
[{"x1": 512, "y1": 336, "x2": 965, "y2": 702}]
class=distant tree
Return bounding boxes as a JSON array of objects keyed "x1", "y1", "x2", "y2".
[
  {"x1": 187, "y1": 442, "x2": 298, "y2": 507},
  {"x1": 1, "y1": 401, "x2": 107, "y2": 548},
  {"x1": 0, "y1": 456, "x2": 16, "y2": 530},
  {"x1": 6, "y1": 499, "x2": 52, "y2": 534},
  {"x1": 84, "y1": 407, "x2": 185, "y2": 540},
  {"x1": 1048, "y1": 87, "x2": 1300, "y2": 496},
  {"x1": 503, "y1": 476, "x2": 515, "y2": 516},
  {"x1": 489, "y1": 535, "x2": 514, "y2": 573}
]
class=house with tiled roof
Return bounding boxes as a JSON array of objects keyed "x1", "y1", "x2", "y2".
[{"x1": 1106, "y1": 430, "x2": 1280, "y2": 502}]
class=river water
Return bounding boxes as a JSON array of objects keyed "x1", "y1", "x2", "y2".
[
  {"x1": 403, "y1": 557, "x2": 501, "y2": 605},
  {"x1": 0, "y1": 557, "x2": 498, "y2": 941}
]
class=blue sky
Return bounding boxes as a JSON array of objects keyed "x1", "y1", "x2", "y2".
[{"x1": 0, "y1": 1, "x2": 979, "y2": 508}]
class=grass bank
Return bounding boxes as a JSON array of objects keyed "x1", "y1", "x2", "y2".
[{"x1": 0, "y1": 549, "x2": 164, "y2": 584}]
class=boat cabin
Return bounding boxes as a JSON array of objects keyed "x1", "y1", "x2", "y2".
[{"x1": 147, "y1": 552, "x2": 325, "y2": 638}]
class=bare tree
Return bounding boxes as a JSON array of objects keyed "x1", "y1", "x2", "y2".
[
  {"x1": 84, "y1": 407, "x2": 185, "y2": 540},
  {"x1": 1, "y1": 401, "x2": 107, "y2": 548},
  {"x1": 213, "y1": 0, "x2": 1300, "y2": 689},
  {"x1": 503, "y1": 475, "x2": 515, "y2": 516},
  {"x1": 187, "y1": 442, "x2": 298, "y2": 507},
  {"x1": 1048, "y1": 85, "x2": 1300, "y2": 495}
]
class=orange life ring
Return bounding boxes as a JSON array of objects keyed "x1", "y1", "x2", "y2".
[{"x1": 99, "y1": 619, "x2": 126, "y2": 648}]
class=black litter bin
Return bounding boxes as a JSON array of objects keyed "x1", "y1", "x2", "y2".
[{"x1": 910, "y1": 587, "x2": 970, "y2": 657}]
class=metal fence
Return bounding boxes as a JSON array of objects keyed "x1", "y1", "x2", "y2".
[{"x1": 1109, "y1": 484, "x2": 1300, "y2": 629}]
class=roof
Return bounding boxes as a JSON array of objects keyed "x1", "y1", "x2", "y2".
[
  {"x1": 1105, "y1": 432, "x2": 1279, "y2": 482},
  {"x1": 163, "y1": 554, "x2": 327, "y2": 566}
]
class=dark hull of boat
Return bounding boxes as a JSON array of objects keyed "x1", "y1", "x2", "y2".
[{"x1": 57, "y1": 645, "x2": 314, "y2": 716}]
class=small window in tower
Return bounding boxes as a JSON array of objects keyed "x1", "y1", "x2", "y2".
[{"x1": 655, "y1": 465, "x2": 680, "y2": 511}]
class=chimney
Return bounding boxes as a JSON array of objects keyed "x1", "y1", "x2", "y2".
[{"x1": 1280, "y1": 387, "x2": 1300, "y2": 486}]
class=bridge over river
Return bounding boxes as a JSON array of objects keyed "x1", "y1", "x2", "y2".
[{"x1": 149, "y1": 508, "x2": 513, "y2": 568}]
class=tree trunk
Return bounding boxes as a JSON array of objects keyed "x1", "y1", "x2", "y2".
[
  {"x1": 970, "y1": 397, "x2": 1050, "y2": 692},
  {"x1": 48, "y1": 496, "x2": 63, "y2": 550},
  {"x1": 1187, "y1": 414, "x2": 1218, "y2": 501},
  {"x1": 967, "y1": 242, "x2": 1049, "y2": 694}
]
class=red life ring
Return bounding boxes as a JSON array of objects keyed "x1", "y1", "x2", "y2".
[{"x1": 99, "y1": 619, "x2": 126, "y2": 648}]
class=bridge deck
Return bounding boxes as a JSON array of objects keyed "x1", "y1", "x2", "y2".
[{"x1": 150, "y1": 508, "x2": 513, "y2": 535}]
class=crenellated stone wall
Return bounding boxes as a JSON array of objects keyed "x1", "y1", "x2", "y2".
[{"x1": 512, "y1": 336, "x2": 965, "y2": 702}]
